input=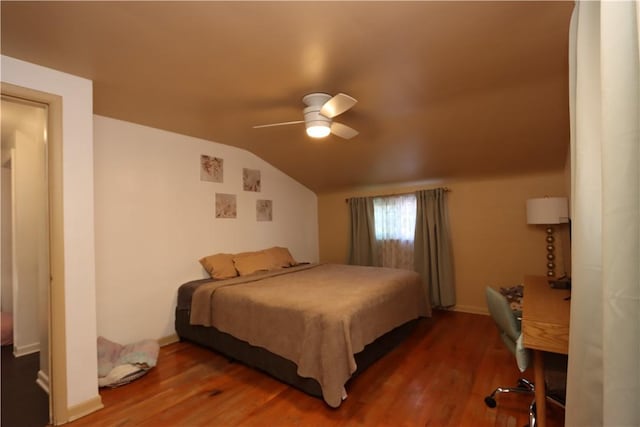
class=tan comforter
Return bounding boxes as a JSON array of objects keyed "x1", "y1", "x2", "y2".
[{"x1": 190, "y1": 263, "x2": 430, "y2": 407}]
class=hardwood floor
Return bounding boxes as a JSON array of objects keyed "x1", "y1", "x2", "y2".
[{"x1": 69, "y1": 311, "x2": 565, "y2": 426}]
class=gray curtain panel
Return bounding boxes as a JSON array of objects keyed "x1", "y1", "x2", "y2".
[
  {"x1": 347, "y1": 197, "x2": 379, "y2": 266},
  {"x1": 414, "y1": 188, "x2": 455, "y2": 307}
]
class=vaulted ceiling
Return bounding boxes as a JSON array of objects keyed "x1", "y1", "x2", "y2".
[{"x1": 1, "y1": 1, "x2": 574, "y2": 193}]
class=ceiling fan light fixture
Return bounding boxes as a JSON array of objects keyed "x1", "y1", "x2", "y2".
[
  {"x1": 253, "y1": 92, "x2": 358, "y2": 140},
  {"x1": 304, "y1": 105, "x2": 331, "y2": 138},
  {"x1": 306, "y1": 124, "x2": 331, "y2": 138}
]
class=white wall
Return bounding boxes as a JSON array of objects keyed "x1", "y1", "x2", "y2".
[
  {"x1": 1, "y1": 166, "x2": 13, "y2": 313},
  {"x1": 12, "y1": 128, "x2": 47, "y2": 356},
  {"x1": 93, "y1": 116, "x2": 319, "y2": 344},
  {"x1": 1, "y1": 55, "x2": 98, "y2": 408},
  {"x1": 2, "y1": 98, "x2": 50, "y2": 363}
]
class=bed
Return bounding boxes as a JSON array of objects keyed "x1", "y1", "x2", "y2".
[{"x1": 175, "y1": 262, "x2": 430, "y2": 408}]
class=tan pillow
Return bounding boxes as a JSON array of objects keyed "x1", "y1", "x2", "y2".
[
  {"x1": 264, "y1": 246, "x2": 296, "y2": 267},
  {"x1": 199, "y1": 253, "x2": 238, "y2": 279},
  {"x1": 233, "y1": 250, "x2": 275, "y2": 276}
]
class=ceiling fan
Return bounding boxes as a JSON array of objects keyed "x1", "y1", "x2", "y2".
[{"x1": 253, "y1": 93, "x2": 359, "y2": 139}]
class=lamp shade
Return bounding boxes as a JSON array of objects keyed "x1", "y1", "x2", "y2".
[{"x1": 526, "y1": 197, "x2": 569, "y2": 224}]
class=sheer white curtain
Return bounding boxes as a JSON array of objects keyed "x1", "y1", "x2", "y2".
[
  {"x1": 373, "y1": 194, "x2": 416, "y2": 270},
  {"x1": 567, "y1": 2, "x2": 639, "y2": 426}
]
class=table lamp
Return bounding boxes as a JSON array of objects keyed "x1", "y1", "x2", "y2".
[{"x1": 526, "y1": 197, "x2": 569, "y2": 277}]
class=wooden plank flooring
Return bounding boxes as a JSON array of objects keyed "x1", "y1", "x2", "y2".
[{"x1": 69, "y1": 311, "x2": 565, "y2": 426}]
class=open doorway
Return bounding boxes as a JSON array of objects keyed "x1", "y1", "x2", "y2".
[{"x1": 1, "y1": 94, "x2": 50, "y2": 426}]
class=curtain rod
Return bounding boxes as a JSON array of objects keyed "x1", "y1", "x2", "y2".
[{"x1": 344, "y1": 187, "x2": 451, "y2": 203}]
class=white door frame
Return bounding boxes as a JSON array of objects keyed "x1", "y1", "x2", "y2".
[{"x1": 1, "y1": 83, "x2": 68, "y2": 425}]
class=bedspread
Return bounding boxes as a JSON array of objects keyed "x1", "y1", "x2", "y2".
[{"x1": 190, "y1": 263, "x2": 429, "y2": 407}]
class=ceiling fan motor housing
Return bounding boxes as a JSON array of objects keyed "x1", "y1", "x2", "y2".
[
  {"x1": 302, "y1": 93, "x2": 332, "y2": 107},
  {"x1": 303, "y1": 105, "x2": 331, "y2": 128}
]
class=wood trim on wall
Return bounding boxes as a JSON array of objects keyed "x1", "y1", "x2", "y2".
[
  {"x1": 158, "y1": 333, "x2": 180, "y2": 347},
  {"x1": 13, "y1": 342, "x2": 41, "y2": 357},
  {"x1": 37, "y1": 369, "x2": 50, "y2": 394},
  {"x1": 449, "y1": 305, "x2": 489, "y2": 316},
  {"x1": 67, "y1": 396, "x2": 104, "y2": 423}
]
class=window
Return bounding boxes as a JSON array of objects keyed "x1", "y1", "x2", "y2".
[
  {"x1": 372, "y1": 194, "x2": 417, "y2": 270},
  {"x1": 373, "y1": 194, "x2": 417, "y2": 241}
]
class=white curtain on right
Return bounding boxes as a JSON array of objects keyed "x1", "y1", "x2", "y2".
[{"x1": 567, "y1": 2, "x2": 639, "y2": 426}]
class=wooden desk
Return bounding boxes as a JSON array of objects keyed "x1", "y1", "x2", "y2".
[{"x1": 522, "y1": 275, "x2": 570, "y2": 427}]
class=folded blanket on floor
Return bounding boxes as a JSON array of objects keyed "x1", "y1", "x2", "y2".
[{"x1": 97, "y1": 336, "x2": 159, "y2": 387}]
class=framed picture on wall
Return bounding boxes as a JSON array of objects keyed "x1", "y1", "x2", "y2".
[
  {"x1": 201, "y1": 155, "x2": 223, "y2": 182},
  {"x1": 215, "y1": 193, "x2": 237, "y2": 218},
  {"x1": 256, "y1": 200, "x2": 272, "y2": 221},
  {"x1": 243, "y1": 168, "x2": 261, "y2": 192}
]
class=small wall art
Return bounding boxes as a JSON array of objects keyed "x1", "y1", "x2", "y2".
[
  {"x1": 256, "y1": 200, "x2": 273, "y2": 222},
  {"x1": 215, "y1": 193, "x2": 237, "y2": 219},
  {"x1": 201, "y1": 155, "x2": 223, "y2": 182},
  {"x1": 243, "y1": 168, "x2": 261, "y2": 192}
]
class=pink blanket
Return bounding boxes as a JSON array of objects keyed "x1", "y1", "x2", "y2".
[{"x1": 1, "y1": 312, "x2": 13, "y2": 346}]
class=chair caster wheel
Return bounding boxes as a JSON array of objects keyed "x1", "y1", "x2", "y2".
[{"x1": 484, "y1": 396, "x2": 497, "y2": 408}]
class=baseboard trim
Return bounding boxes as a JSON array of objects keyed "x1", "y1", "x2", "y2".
[
  {"x1": 36, "y1": 369, "x2": 50, "y2": 394},
  {"x1": 449, "y1": 305, "x2": 489, "y2": 316},
  {"x1": 67, "y1": 395, "x2": 104, "y2": 423},
  {"x1": 13, "y1": 342, "x2": 40, "y2": 357},
  {"x1": 158, "y1": 333, "x2": 179, "y2": 347}
]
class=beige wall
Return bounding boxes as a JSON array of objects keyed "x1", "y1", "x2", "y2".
[{"x1": 318, "y1": 171, "x2": 570, "y2": 314}]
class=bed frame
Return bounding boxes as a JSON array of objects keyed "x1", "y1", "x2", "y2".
[{"x1": 175, "y1": 307, "x2": 418, "y2": 400}]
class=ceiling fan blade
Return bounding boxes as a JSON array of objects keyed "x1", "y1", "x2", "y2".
[
  {"x1": 320, "y1": 93, "x2": 357, "y2": 118},
  {"x1": 331, "y1": 122, "x2": 359, "y2": 139},
  {"x1": 253, "y1": 120, "x2": 304, "y2": 129}
]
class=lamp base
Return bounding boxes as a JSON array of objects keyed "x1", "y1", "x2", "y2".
[{"x1": 545, "y1": 226, "x2": 556, "y2": 276}]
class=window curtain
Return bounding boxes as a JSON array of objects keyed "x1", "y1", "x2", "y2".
[
  {"x1": 566, "y1": 2, "x2": 640, "y2": 426},
  {"x1": 347, "y1": 197, "x2": 379, "y2": 266},
  {"x1": 414, "y1": 188, "x2": 455, "y2": 308},
  {"x1": 373, "y1": 194, "x2": 416, "y2": 270}
]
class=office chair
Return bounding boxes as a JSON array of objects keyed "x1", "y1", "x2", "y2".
[{"x1": 484, "y1": 286, "x2": 566, "y2": 427}]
